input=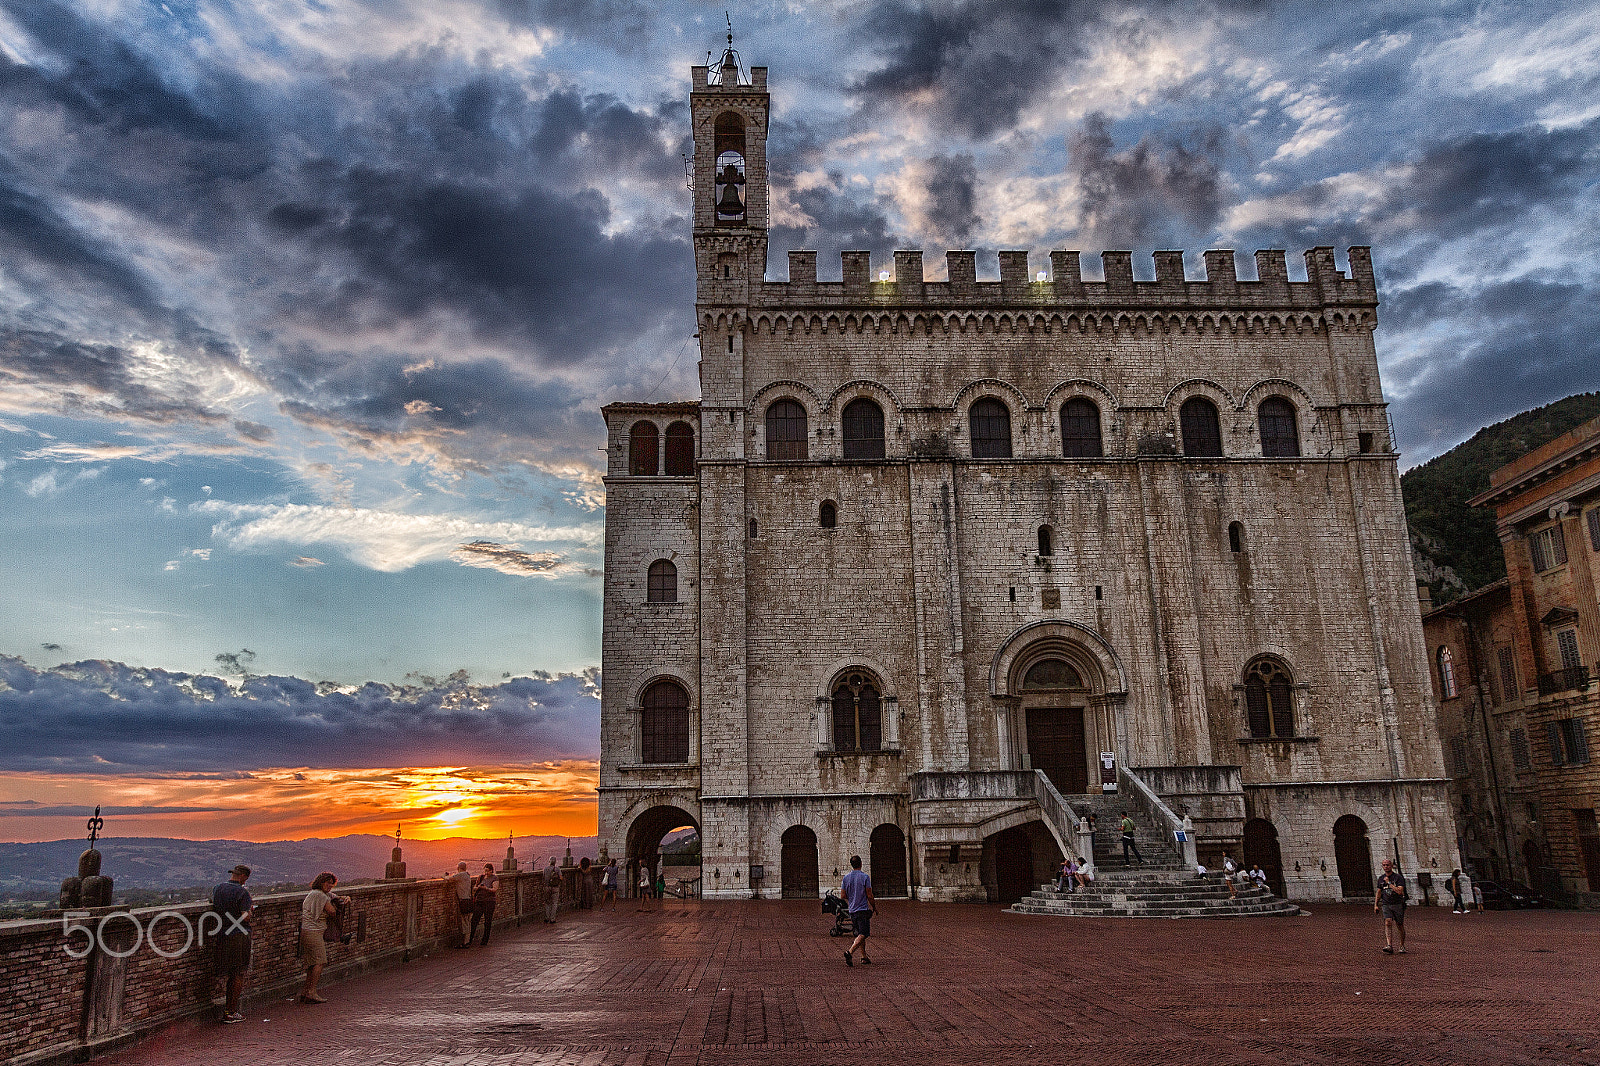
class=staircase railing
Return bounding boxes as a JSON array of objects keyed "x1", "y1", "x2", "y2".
[
  {"x1": 1118, "y1": 765, "x2": 1197, "y2": 869},
  {"x1": 1032, "y1": 770, "x2": 1100, "y2": 879}
]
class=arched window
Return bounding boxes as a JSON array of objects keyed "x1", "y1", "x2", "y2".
[
  {"x1": 664, "y1": 421, "x2": 695, "y2": 475},
  {"x1": 748, "y1": 517, "x2": 758, "y2": 539},
  {"x1": 1037, "y1": 525, "x2": 1054, "y2": 557},
  {"x1": 1229, "y1": 521, "x2": 1243, "y2": 553},
  {"x1": 1438, "y1": 646, "x2": 1457, "y2": 700},
  {"x1": 1180, "y1": 397, "x2": 1223, "y2": 457},
  {"x1": 640, "y1": 680, "x2": 690, "y2": 764},
  {"x1": 970, "y1": 398, "x2": 1013, "y2": 458},
  {"x1": 832, "y1": 671, "x2": 882, "y2": 752},
  {"x1": 841, "y1": 398, "x2": 886, "y2": 460},
  {"x1": 819, "y1": 500, "x2": 837, "y2": 528},
  {"x1": 1244, "y1": 659, "x2": 1295, "y2": 738},
  {"x1": 1060, "y1": 398, "x2": 1103, "y2": 458},
  {"x1": 1258, "y1": 397, "x2": 1300, "y2": 457},
  {"x1": 647, "y1": 560, "x2": 677, "y2": 603},
  {"x1": 629, "y1": 421, "x2": 659, "y2": 476},
  {"x1": 765, "y1": 400, "x2": 807, "y2": 460}
]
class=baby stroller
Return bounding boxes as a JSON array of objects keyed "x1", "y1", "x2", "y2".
[{"x1": 822, "y1": 890, "x2": 855, "y2": 938}]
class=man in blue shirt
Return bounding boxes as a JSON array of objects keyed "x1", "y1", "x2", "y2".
[
  {"x1": 210, "y1": 864, "x2": 253, "y2": 1023},
  {"x1": 840, "y1": 854, "x2": 876, "y2": 967}
]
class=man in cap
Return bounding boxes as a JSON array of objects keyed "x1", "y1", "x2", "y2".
[{"x1": 210, "y1": 864, "x2": 253, "y2": 1023}]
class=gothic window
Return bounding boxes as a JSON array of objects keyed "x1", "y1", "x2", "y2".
[
  {"x1": 1258, "y1": 396, "x2": 1301, "y2": 457},
  {"x1": 1060, "y1": 397, "x2": 1103, "y2": 458},
  {"x1": 640, "y1": 680, "x2": 690, "y2": 764},
  {"x1": 1244, "y1": 659, "x2": 1295, "y2": 738},
  {"x1": 841, "y1": 398, "x2": 886, "y2": 460},
  {"x1": 970, "y1": 398, "x2": 1013, "y2": 458},
  {"x1": 647, "y1": 560, "x2": 677, "y2": 603},
  {"x1": 766, "y1": 400, "x2": 808, "y2": 460},
  {"x1": 1437, "y1": 646, "x2": 1457, "y2": 700},
  {"x1": 820, "y1": 500, "x2": 837, "y2": 528},
  {"x1": 664, "y1": 422, "x2": 696, "y2": 475},
  {"x1": 629, "y1": 421, "x2": 659, "y2": 476},
  {"x1": 713, "y1": 112, "x2": 746, "y2": 226},
  {"x1": 1229, "y1": 522, "x2": 1243, "y2": 553},
  {"x1": 1037, "y1": 525, "x2": 1053, "y2": 557},
  {"x1": 1180, "y1": 397, "x2": 1223, "y2": 457},
  {"x1": 832, "y1": 671, "x2": 882, "y2": 752}
]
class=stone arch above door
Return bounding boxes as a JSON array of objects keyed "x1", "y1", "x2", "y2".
[{"x1": 989, "y1": 620, "x2": 1127, "y2": 699}]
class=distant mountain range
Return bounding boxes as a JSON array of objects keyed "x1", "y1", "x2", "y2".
[
  {"x1": 0, "y1": 834, "x2": 600, "y2": 894},
  {"x1": 1404, "y1": 392, "x2": 1600, "y2": 603}
]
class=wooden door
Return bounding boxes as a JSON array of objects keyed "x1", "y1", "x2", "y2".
[
  {"x1": 1334, "y1": 816, "x2": 1373, "y2": 898},
  {"x1": 869, "y1": 823, "x2": 908, "y2": 897},
  {"x1": 780, "y1": 825, "x2": 819, "y2": 898},
  {"x1": 1027, "y1": 707, "x2": 1089, "y2": 794}
]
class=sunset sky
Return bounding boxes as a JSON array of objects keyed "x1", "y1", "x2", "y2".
[{"x1": 2, "y1": 0, "x2": 1597, "y2": 844}]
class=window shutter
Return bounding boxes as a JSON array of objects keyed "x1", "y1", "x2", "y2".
[
  {"x1": 1557, "y1": 629, "x2": 1582, "y2": 672},
  {"x1": 1571, "y1": 720, "x2": 1589, "y2": 764},
  {"x1": 1551, "y1": 524, "x2": 1568, "y2": 566},
  {"x1": 1589, "y1": 507, "x2": 1600, "y2": 552},
  {"x1": 1245, "y1": 677, "x2": 1270, "y2": 737},
  {"x1": 1547, "y1": 720, "x2": 1566, "y2": 765},
  {"x1": 1498, "y1": 646, "x2": 1517, "y2": 702},
  {"x1": 1530, "y1": 532, "x2": 1548, "y2": 572}
]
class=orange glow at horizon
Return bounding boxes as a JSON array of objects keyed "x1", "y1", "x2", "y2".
[{"x1": 0, "y1": 762, "x2": 599, "y2": 843}]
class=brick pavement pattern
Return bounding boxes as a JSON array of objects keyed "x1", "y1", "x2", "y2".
[{"x1": 98, "y1": 901, "x2": 1600, "y2": 1066}]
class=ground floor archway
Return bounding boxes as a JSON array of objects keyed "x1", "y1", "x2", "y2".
[
  {"x1": 870, "y1": 823, "x2": 908, "y2": 897},
  {"x1": 781, "y1": 824, "x2": 819, "y2": 898},
  {"x1": 1333, "y1": 815, "x2": 1373, "y2": 898},
  {"x1": 625, "y1": 804, "x2": 699, "y2": 899},
  {"x1": 1243, "y1": 817, "x2": 1286, "y2": 897}
]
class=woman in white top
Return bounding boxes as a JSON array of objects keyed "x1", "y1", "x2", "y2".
[{"x1": 298, "y1": 872, "x2": 345, "y2": 1003}]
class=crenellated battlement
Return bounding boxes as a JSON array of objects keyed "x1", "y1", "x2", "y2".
[{"x1": 704, "y1": 247, "x2": 1376, "y2": 312}]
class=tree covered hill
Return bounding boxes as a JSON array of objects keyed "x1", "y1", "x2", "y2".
[{"x1": 1403, "y1": 392, "x2": 1600, "y2": 603}]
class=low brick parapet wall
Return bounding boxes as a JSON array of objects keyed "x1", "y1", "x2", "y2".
[{"x1": 0, "y1": 867, "x2": 597, "y2": 1066}]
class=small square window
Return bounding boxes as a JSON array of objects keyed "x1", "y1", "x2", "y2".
[{"x1": 1358, "y1": 431, "x2": 1374, "y2": 454}]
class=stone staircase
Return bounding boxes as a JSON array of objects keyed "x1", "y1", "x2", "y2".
[
  {"x1": 1082, "y1": 795, "x2": 1183, "y2": 870},
  {"x1": 1009, "y1": 865, "x2": 1302, "y2": 918}
]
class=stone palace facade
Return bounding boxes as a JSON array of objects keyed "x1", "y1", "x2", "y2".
[{"x1": 597, "y1": 46, "x2": 1460, "y2": 903}]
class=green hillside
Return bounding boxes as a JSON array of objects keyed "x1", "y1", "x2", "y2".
[{"x1": 1403, "y1": 392, "x2": 1600, "y2": 602}]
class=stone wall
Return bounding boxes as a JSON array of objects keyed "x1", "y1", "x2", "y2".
[{"x1": 0, "y1": 869, "x2": 593, "y2": 1066}]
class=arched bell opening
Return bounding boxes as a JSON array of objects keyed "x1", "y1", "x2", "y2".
[{"x1": 713, "y1": 112, "x2": 746, "y2": 226}]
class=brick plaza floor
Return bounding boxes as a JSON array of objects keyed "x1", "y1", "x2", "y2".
[{"x1": 102, "y1": 900, "x2": 1600, "y2": 1066}]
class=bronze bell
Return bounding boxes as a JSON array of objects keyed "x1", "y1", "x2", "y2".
[{"x1": 715, "y1": 180, "x2": 744, "y2": 216}]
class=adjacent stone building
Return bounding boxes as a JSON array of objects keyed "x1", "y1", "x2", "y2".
[
  {"x1": 1423, "y1": 415, "x2": 1600, "y2": 901},
  {"x1": 598, "y1": 45, "x2": 1460, "y2": 904}
]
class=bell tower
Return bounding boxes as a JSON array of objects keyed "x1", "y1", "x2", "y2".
[{"x1": 690, "y1": 31, "x2": 768, "y2": 311}]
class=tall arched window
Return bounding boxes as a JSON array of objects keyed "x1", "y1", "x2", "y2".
[
  {"x1": 1244, "y1": 659, "x2": 1295, "y2": 738},
  {"x1": 647, "y1": 560, "x2": 677, "y2": 603},
  {"x1": 832, "y1": 671, "x2": 882, "y2": 752},
  {"x1": 1180, "y1": 397, "x2": 1223, "y2": 457},
  {"x1": 1060, "y1": 398, "x2": 1103, "y2": 458},
  {"x1": 970, "y1": 398, "x2": 1013, "y2": 458},
  {"x1": 664, "y1": 421, "x2": 696, "y2": 475},
  {"x1": 1438, "y1": 646, "x2": 1457, "y2": 700},
  {"x1": 640, "y1": 680, "x2": 690, "y2": 764},
  {"x1": 841, "y1": 398, "x2": 886, "y2": 460},
  {"x1": 629, "y1": 421, "x2": 659, "y2": 476},
  {"x1": 1258, "y1": 396, "x2": 1300, "y2": 457},
  {"x1": 765, "y1": 400, "x2": 808, "y2": 460},
  {"x1": 1229, "y1": 521, "x2": 1244, "y2": 553},
  {"x1": 819, "y1": 500, "x2": 837, "y2": 528},
  {"x1": 1037, "y1": 526, "x2": 1054, "y2": 556}
]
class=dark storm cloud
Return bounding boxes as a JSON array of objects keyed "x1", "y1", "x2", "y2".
[
  {"x1": 0, "y1": 655, "x2": 600, "y2": 773},
  {"x1": 1385, "y1": 277, "x2": 1600, "y2": 459},
  {"x1": 0, "y1": 329, "x2": 231, "y2": 425},
  {"x1": 1069, "y1": 114, "x2": 1230, "y2": 246},
  {"x1": 919, "y1": 153, "x2": 979, "y2": 246}
]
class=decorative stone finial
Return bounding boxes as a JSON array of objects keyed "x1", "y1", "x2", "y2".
[
  {"x1": 503, "y1": 829, "x2": 518, "y2": 873},
  {"x1": 73, "y1": 805, "x2": 112, "y2": 906},
  {"x1": 384, "y1": 821, "x2": 408, "y2": 879}
]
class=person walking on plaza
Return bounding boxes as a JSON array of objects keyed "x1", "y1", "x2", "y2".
[
  {"x1": 602, "y1": 859, "x2": 619, "y2": 908},
  {"x1": 579, "y1": 856, "x2": 595, "y2": 909},
  {"x1": 1447, "y1": 868, "x2": 1468, "y2": 914},
  {"x1": 544, "y1": 856, "x2": 562, "y2": 923},
  {"x1": 841, "y1": 855, "x2": 876, "y2": 967},
  {"x1": 448, "y1": 861, "x2": 474, "y2": 947},
  {"x1": 1375, "y1": 858, "x2": 1408, "y2": 954},
  {"x1": 211, "y1": 864, "x2": 253, "y2": 1023},
  {"x1": 471, "y1": 864, "x2": 498, "y2": 945},
  {"x1": 1120, "y1": 814, "x2": 1145, "y2": 865},
  {"x1": 298, "y1": 872, "x2": 345, "y2": 1003},
  {"x1": 637, "y1": 864, "x2": 654, "y2": 912}
]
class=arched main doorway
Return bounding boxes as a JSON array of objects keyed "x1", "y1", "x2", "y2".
[
  {"x1": 869, "y1": 823, "x2": 908, "y2": 897},
  {"x1": 1333, "y1": 815, "x2": 1373, "y2": 898},
  {"x1": 781, "y1": 825, "x2": 819, "y2": 898},
  {"x1": 626, "y1": 805, "x2": 700, "y2": 900},
  {"x1": 1243, "y1": 818, "x2": 1286, "y2": 897}
]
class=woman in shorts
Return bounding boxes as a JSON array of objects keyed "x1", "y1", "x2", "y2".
[{"x1": 298, "y1": 872, "x2": 344, "y2": 1003}]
